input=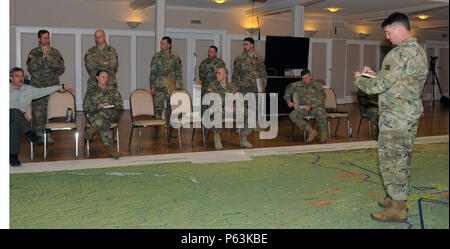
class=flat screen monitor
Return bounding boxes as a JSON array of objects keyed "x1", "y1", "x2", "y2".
[{"x1": 264, "y1": 36, "x2": 309, "y2": 75}]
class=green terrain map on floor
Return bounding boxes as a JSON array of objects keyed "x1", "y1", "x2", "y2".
[{"x1": 10, "y1": 143, "x2": 449, "y2": 229}]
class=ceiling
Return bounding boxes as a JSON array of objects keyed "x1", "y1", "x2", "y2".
[{"x1": 93, "y1": 0, "x2": 450, "y2": 30}]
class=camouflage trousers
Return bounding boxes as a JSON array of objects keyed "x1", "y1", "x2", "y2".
[
  {"x1": 209, "y1": 107, "x2": 257, "y2": 137},
  {"x1": 154, "y1": 87, "x2": 172, "y2": 128},
  {"x1": 378, "y1": 117, "x2": 420, "y2": 201},
  {"x1": 362, "y1": 106, "x2": 379, "y2": 137},
  {"x1": 87, "y1": 109, "x2": 120, "y2": 147},
  {"x1": 289, "y1": 106, "x2": 328, "y2": 131},
  {"x1": 32, "y1": 96, "x2": 49, "y2": 136}
]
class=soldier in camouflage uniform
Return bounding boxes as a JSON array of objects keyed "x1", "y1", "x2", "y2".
[
  {"x1": 199, "y1": 45, "x2": 226, "y2": 113},
  {"x1": 27, "y1": 29, "x2": 65, "y2": 145},
  {"x1": 232, "y1": 37, "x2": 267, "y2": 106},
  {"x1": 83, "y1": 70, "x2": 123, "y2": 159},
  {"x1": 284, "y1": 69, "x2": 328, "y2": 143},
  {"x1": 354, "y1": 13, "x2": 428, "y2": 222},
  {"x1": 149, "y1": 36, "x2": 183, "y2": 138},
  {"x1": 206, "y1": 67, "x2": 256, "y2": 149},
  {"x1": 84, "y1": 29, "x2": 119, "y2": 92},
  {"x1": 357, "y1": 89, "x2": 379, "y2": 138}
]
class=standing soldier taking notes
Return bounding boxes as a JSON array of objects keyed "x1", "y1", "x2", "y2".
[
  {"x1": 27, "y1": 29, "x2": 65, "y2": 145},
  {"x1": 199, "y1": 45, "x2": 226, "y2": 113},
  {"x1": 353, "y1": 12, "x2": 428, "y2": 223}
]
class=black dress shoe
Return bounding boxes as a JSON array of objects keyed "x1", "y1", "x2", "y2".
[
  {"x1": 10, "y1": 154, "x2": 21, "y2": 167},
  {"x1": 25, "y1": 131, "x2": 43, "y2": 144}
]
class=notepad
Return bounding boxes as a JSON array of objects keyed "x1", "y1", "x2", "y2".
[
  {"x1": 361, "y1": 73, "x2": 375, "y2": 78},
  {"x1": 102, "y1": 105, "x2": 115, "y2": 109}
]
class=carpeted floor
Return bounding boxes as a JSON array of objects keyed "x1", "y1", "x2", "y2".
[{"x1": 10, "y1": 142, "x2": 448, "y2": 229}]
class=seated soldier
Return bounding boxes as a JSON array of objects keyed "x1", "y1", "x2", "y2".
[
  {"x1": 9, "y1": 67, "x2": 74, "y2": 166},
  {"x1": 357, "y1": 88, "x2": 379, "y2": 138},
  {"x1": 206, "y1": 67, "x2": 256, "y2": 149},
  {"x1": 83, "y1": 70, "x2": 123, "y2": 159},
  {"x1": 284, "y1": 69, "x2": 328, "y2": 143}
]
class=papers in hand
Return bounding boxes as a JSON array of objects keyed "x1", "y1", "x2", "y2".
[
  {"x1": 360, "y1": 73, "x2": 375, "y2": 78},
  {"x1": 102, "y1": 105, "x2": 115, "y2": 109}
]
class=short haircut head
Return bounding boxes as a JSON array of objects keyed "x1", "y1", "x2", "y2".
[
  {"x1": 10, "y1": 67, "x2": 24, "y2": 77},
  {"x1": 96, "y1": 69, "x2": 109, "y2": 77},
  {"x1": 209, "y1": 45, "x2": 218, "y2": 52},
  {"x1": 38, "y1": 29, "x2": 50, "y2": 38},
  {"x1": 217, "y1": 67, "x2": 228, "y2": 75},
  {"x1": 382, "y1": 12, "x2": 410, "y2": 31},
  {"x1": 244, "y1": 37, "x2": 255, "y2": 44},
  {"x1": 300, "y1": 69, "x2": 311, "y2": 77},
  {"x1": 162, "y1": 36, "x2": 172, "y2": 45}
]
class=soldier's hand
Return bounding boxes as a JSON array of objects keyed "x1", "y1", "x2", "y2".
[
  {"x1": 288, "y1": 102, "x2": 295, "y2": 108},
  {"x1": 151, "y1": 88, "x2": 155, "y2": 95},
  {"x1": 41, "y1": 46, "x2": 50, "y2": 58},
  {"x1": 363, "y1": 66, "x2": 376, "y2": 76},
  {"x1": 61, "y1": 84, "x2": 74, "y2": 94},
  {"x1": 304, "y1": 106, "x2": 311, "y2": 112},
  {"x1": 24, "y1": 113, "x2": 31, "y2": 123}
]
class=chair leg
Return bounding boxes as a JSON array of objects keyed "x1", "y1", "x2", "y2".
[
  {"x1": 139, "y1": 128, "x2": 143, "y2": 153},
  {"x1": 164, "y1": 125, "x2": 169, "y2": 150},
  {"x1": 30, "y1": 142, "x2": 34, "y2": 160},
  {"x1": 44, "y1": 132, "x2": 47, "y2": 159},
  {"x1": 116, "y1": 128, "x2": 120, "y2": 152},
  {"x1": 368, "y1": 119, "x2": 372, "y2": 137},
  {"x1": 86, "y1": 139, "x2": 90, "y2": 156},
  {"x1": 191, "y1": 128, "x2": 195, "y2": 141},
  {"x1": 327, "y1": 119, "x2": 331, "y2": 140},
  {"x1": 357, "y1": 116, "x2": 363, "y2": 135},
  {"x1": 128, "y1": 127, "x2": 133, "y2": 150},
  {"x1": 335, "y1": 118, "x2": 341, "y2": 137},
  {"x1": 303, "y1": 130, "x2": 307, "y2": 143},
  {"x1": 178, "y1": 128, "x2": 182, "y2": 149},
  {"x1": 201, "y1": 125, "x2": 206, "y2": 148},
  {"x1": 75, "y1": 132, "x2": 79, "y2": 158},
  {"x1": 347, "y1": 118, "x2": 350, "y2": 138}
]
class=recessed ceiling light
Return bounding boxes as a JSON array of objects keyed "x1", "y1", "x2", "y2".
[
  {"x1": 417, "y1": 15, "x2": 430, "y2": 20},
  {"x1": 327, "y1": 7, "x2": 340, "y2": 13}
]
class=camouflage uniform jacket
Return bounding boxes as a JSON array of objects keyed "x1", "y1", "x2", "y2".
[
  {"x1": 284, "y1": 80, "x2": 326, "y2": 110},
  {"x1": 27, "y1": 47, "x2": 65, "y2": 87},
  {"x1": 231, "y1": 51, "x2": 267, "y2": 92},
  {"x1": 207, "y1": 81, "x2": 238, "y2": 109},
  {"x1": 84, "y1": 44, "x2": 119, "y2": 87},
  {"x1": 357, "y1": 89, "x2": 378, "y2": 107},
  {"x1": 83, "y1": 84, "x2": 123, "y2": 116},
  {"x1": 150, "y1": 50, "x2": 183, "y2": 90},
  {"x1": 199, "y1": 57, "x2": 226, "y2": 91},
  {"x1": 354, "y1": 37, "x2": 428, "y2": 124}
]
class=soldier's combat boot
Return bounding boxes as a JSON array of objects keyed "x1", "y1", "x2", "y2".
[
  {"x1": 152, "y1": 126, "x2": 160, "y2": 138},
  {"x1": 240, "y1": 136, "x2": 253, "y2": 149},
  {"x1": 214, "y1": 133, "x2": 223, "y2": 150},
  {"x1": 305, "y1": 127, "x2": 318, "y2": 143},
  {"x1": 106, "y1": 145, "x2": 120, "y2": 159},
  {"x1": 371, "y1": 200, "x2": 408, "y2": 222},
  {"x1": 320, "y1": 129, "x2": 328, "y2": 143},
  {"x1": 84, "y1": 126, "x2": 97, "y2": 140},
  {"x1": 378, "y1": 197, "x2": 393, "y2": 208},
  {"x1": 378, "y1": 197, "x2": 408, "y2": 210}
]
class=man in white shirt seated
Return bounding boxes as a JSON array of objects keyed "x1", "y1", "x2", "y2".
[{"x1": 9, "y1": 67, "x2": 74, "y2": 166}]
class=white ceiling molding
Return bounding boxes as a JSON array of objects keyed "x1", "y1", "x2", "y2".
[
  {"x1": 245, "y1": 0, "x2": 325, "y2": 16},
  {"x1": 343, "y1": 3, "x2": 449, "y2": 23},
  {"x1": 130, "y1": 0, "x2": 155, "y2": 10}
]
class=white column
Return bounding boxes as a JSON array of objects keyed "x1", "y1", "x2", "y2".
[
  {"x1": 292, "y1": 5, "x2": 304, "y2": 37},
  {"x1": 155, "y1": 0, "x2": 166, "y2": 51}
]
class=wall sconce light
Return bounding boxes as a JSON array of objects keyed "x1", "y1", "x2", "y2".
[
  {"x1": 327, "y1": 7, "x2": 340, "y2": 13},
  {"x1": 304, "y1": 30, "x2": 318, "y2": 37},
  {"x1": 214, "y1": 0, "x2": 227, "y2": 4},
  {"x1": 246, "y1": 28, "x2": 259, "y2": 35},
  {"x1": 358, "y1": 33, "x2": 369, "y2": 39},
  {"x1": 417, "y1": 15, "x2": 430, "y2": 20},
  {"x1": 126, "y1": 21, "x2": 142, "y2": 29}
]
